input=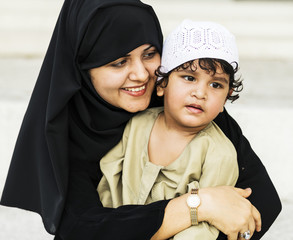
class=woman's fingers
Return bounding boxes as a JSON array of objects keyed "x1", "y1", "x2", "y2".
[
  {"x1": 227, "y1": 232, "x2": 239, "y2": 240},
  {"x1": 236, "y1": 203, "x2": 258, "y2": 240},
  {"x1": 238, "y1": 201, "x2": 258, "y2": 240},
  {"x1": 238, "y1": 230, "x2": 252, "y2": 240},
  {"x1": 198, "y1": 186, "x2": 262, "y2": 239},
  {"x1": 252, "y1": 205, "x2": 262, "y2": 232},
  {"x1": 234, "y1": 187, "x2": 252, "y2": 198},
  {"x1": 246, "y1": 212, "x2": 256, "y2": 239},
  {"x1": 235, "y1": 187, "x2": 262, "y2": 232},
  {"x1": 233, "y1": 216, "x2": 254, "y2": 240}
]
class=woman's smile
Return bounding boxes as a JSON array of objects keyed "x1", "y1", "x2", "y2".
[{"x1": 121, "y1": 83, "x2": 147, "y2": 96}]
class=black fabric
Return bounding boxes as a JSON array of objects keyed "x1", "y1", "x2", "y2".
[{"x1": 1, "y1": 0, "x2": 165, "y2": 236}]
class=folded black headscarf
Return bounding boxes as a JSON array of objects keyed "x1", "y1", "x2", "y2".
[{"x1": 1, "y1": 0, "x2": 163, "y2": 234}]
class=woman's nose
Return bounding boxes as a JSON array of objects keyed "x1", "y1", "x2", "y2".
[{"x1": 128, "y1": 60, "x2": 149, "y2": 82}]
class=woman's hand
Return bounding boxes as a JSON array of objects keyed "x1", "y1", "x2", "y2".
[
  {"x1": 151, "y1": 186, "x2": 261, "y2": 240},
  {"x1": 198, "y1": 186, "x2": 262, "y2": 240}
]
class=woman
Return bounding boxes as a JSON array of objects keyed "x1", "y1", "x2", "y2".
[{"x1": 1, "y1": 0, "x2": 281, "y2": 239}]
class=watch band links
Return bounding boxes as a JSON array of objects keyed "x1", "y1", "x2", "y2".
[{"x1": 190, "y1": 188, "x2": 199, "y2": 225}]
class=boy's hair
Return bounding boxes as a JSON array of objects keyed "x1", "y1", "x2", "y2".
[
  {"x1": 156, "y1": 19, "x2": 242, "y2": 102},
  {"x1": 156, "y1": 58, "x2": 243, "y2": 102}
]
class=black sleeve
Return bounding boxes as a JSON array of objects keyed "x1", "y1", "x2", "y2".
[
  {"x1": 55, "y1": 159, "x2": 169, "y2": 240},
  {"x1": 215, "y1": 109, "x2": 282, "y2": 240}
]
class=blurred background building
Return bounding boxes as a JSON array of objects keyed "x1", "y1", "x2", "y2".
[{"x1": 0, "y1": 0, "x2": 292, "y2": 239}]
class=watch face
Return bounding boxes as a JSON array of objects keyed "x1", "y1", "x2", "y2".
[{"x1": 187, "y1": 194, "x2": 200, "y2": 208}]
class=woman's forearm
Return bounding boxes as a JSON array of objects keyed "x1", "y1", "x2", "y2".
[
  {"x1": 152, "y1": 186, "x2": 261, "y2": 240},
  {"x1": 151, "y1": 194, "x2": 191, "y2": 240},
  {"x1": 56, "y1": 163, "x2": 170, "y2": 240}
]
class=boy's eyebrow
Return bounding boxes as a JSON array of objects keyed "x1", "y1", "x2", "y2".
[
  {"x1": 181, "y1": 68, "x2": 195, "y2": 74},
  {"x1": 213, "y1": 77, "x2": 229, "y2": 84},
  {"x1": 182, "y1": 69, "x2": 229, "y2": 84}
]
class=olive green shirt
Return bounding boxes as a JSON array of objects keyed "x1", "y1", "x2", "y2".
[{"x1": 98, "y1": 107, "x2": 238, "y2": 240}]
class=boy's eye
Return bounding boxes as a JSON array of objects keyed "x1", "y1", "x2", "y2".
[
  {"x1": 183, "y1": 76, "x2": 195, "y2": 82},
  {"x1": 210, "y1": 82, "x2": 223, "y2": 89}
]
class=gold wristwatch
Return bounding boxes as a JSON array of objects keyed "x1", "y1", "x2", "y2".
[{"x1": 186, "y1": 188, "x2": 201, "y2": 225}]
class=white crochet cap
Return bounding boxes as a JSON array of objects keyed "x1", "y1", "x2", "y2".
[{"x1": 160, "y1": 19, "x2": 239, "y2": 74}]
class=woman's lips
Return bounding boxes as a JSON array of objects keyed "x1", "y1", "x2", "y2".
[{"x1": 121, "y1": 84, "x2": 147, "y2": 96}]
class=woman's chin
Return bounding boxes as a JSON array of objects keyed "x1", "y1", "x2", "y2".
[{"x1": 125, "y1": 101, "x2": 151, "y2": 113}]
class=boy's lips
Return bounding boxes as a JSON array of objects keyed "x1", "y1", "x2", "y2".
[{"x1": 186, "y1": 104, "x2": 204, "y2": 113}]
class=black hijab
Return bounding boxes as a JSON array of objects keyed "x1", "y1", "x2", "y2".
[{"x1": 1, "y1": 0, "x2": 163, "y2": 234}]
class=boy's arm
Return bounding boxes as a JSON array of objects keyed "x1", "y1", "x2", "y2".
[{"x1": 97, "y1": 120, "x2": 131, "y2": 208}]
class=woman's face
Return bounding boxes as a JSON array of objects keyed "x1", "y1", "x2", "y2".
[{"x1": 89, "y1": 44, "x2": 160, "y2": 113}]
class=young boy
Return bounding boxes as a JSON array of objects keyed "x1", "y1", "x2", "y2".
[{"x1": 97, "y1": 20, "x2": 243, "y2": 240}]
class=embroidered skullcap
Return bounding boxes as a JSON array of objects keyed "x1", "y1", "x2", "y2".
[{"x1": 161, "y1": 19, "x2": 239, "y2": 73}]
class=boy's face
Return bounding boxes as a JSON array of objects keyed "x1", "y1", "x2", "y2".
[{"x1": 157, "y1": 60, "x2": 231, "y2": 132}]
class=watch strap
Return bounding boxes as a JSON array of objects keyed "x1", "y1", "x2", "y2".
[{"x1": 190, "y1": 188, "x2": 199, "y2": 225}]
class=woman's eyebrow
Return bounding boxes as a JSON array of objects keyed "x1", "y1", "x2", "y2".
[
  {"x1": 143, "y1": 44, "x2": 154, "y2": 51},
  {"x1": 123, "y1": 45, "x2": 154, "y2": 57}
]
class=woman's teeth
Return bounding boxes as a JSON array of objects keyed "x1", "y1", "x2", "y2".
[{"x1": 124, "y1": 85, "x2": 145, "y2": 92}]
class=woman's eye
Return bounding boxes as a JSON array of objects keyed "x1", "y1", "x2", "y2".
[
  {"x1": 111, "y1": 59, "x2": 127, "y2": 67},
  {"x1": 143, "y1": 51, "x2": 157, "y2": 59},
  {"x1": 183, "y1": 76, "x2": 195, "y2": 82},
  {"x1": 210, "y1": 82, "x2": 223, "y2": 89}
]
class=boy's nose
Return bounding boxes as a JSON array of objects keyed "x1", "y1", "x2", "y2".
[{"x1": 191, "y1": 86, "x2": 207, "y2": 100}]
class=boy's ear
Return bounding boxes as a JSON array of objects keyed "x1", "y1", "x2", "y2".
[
  {"x1": 222, "y1": 89, "x2": 234, "y2": 112},
  {"x1": 229, "y1": 89, "x2": 234, "y2": 97},
  {"x1": 225, "y1": 89, "x2": 234, "y2": 103},
  {"x1": 156, "y1": 85, "x2": 165, "y2": 97}
]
